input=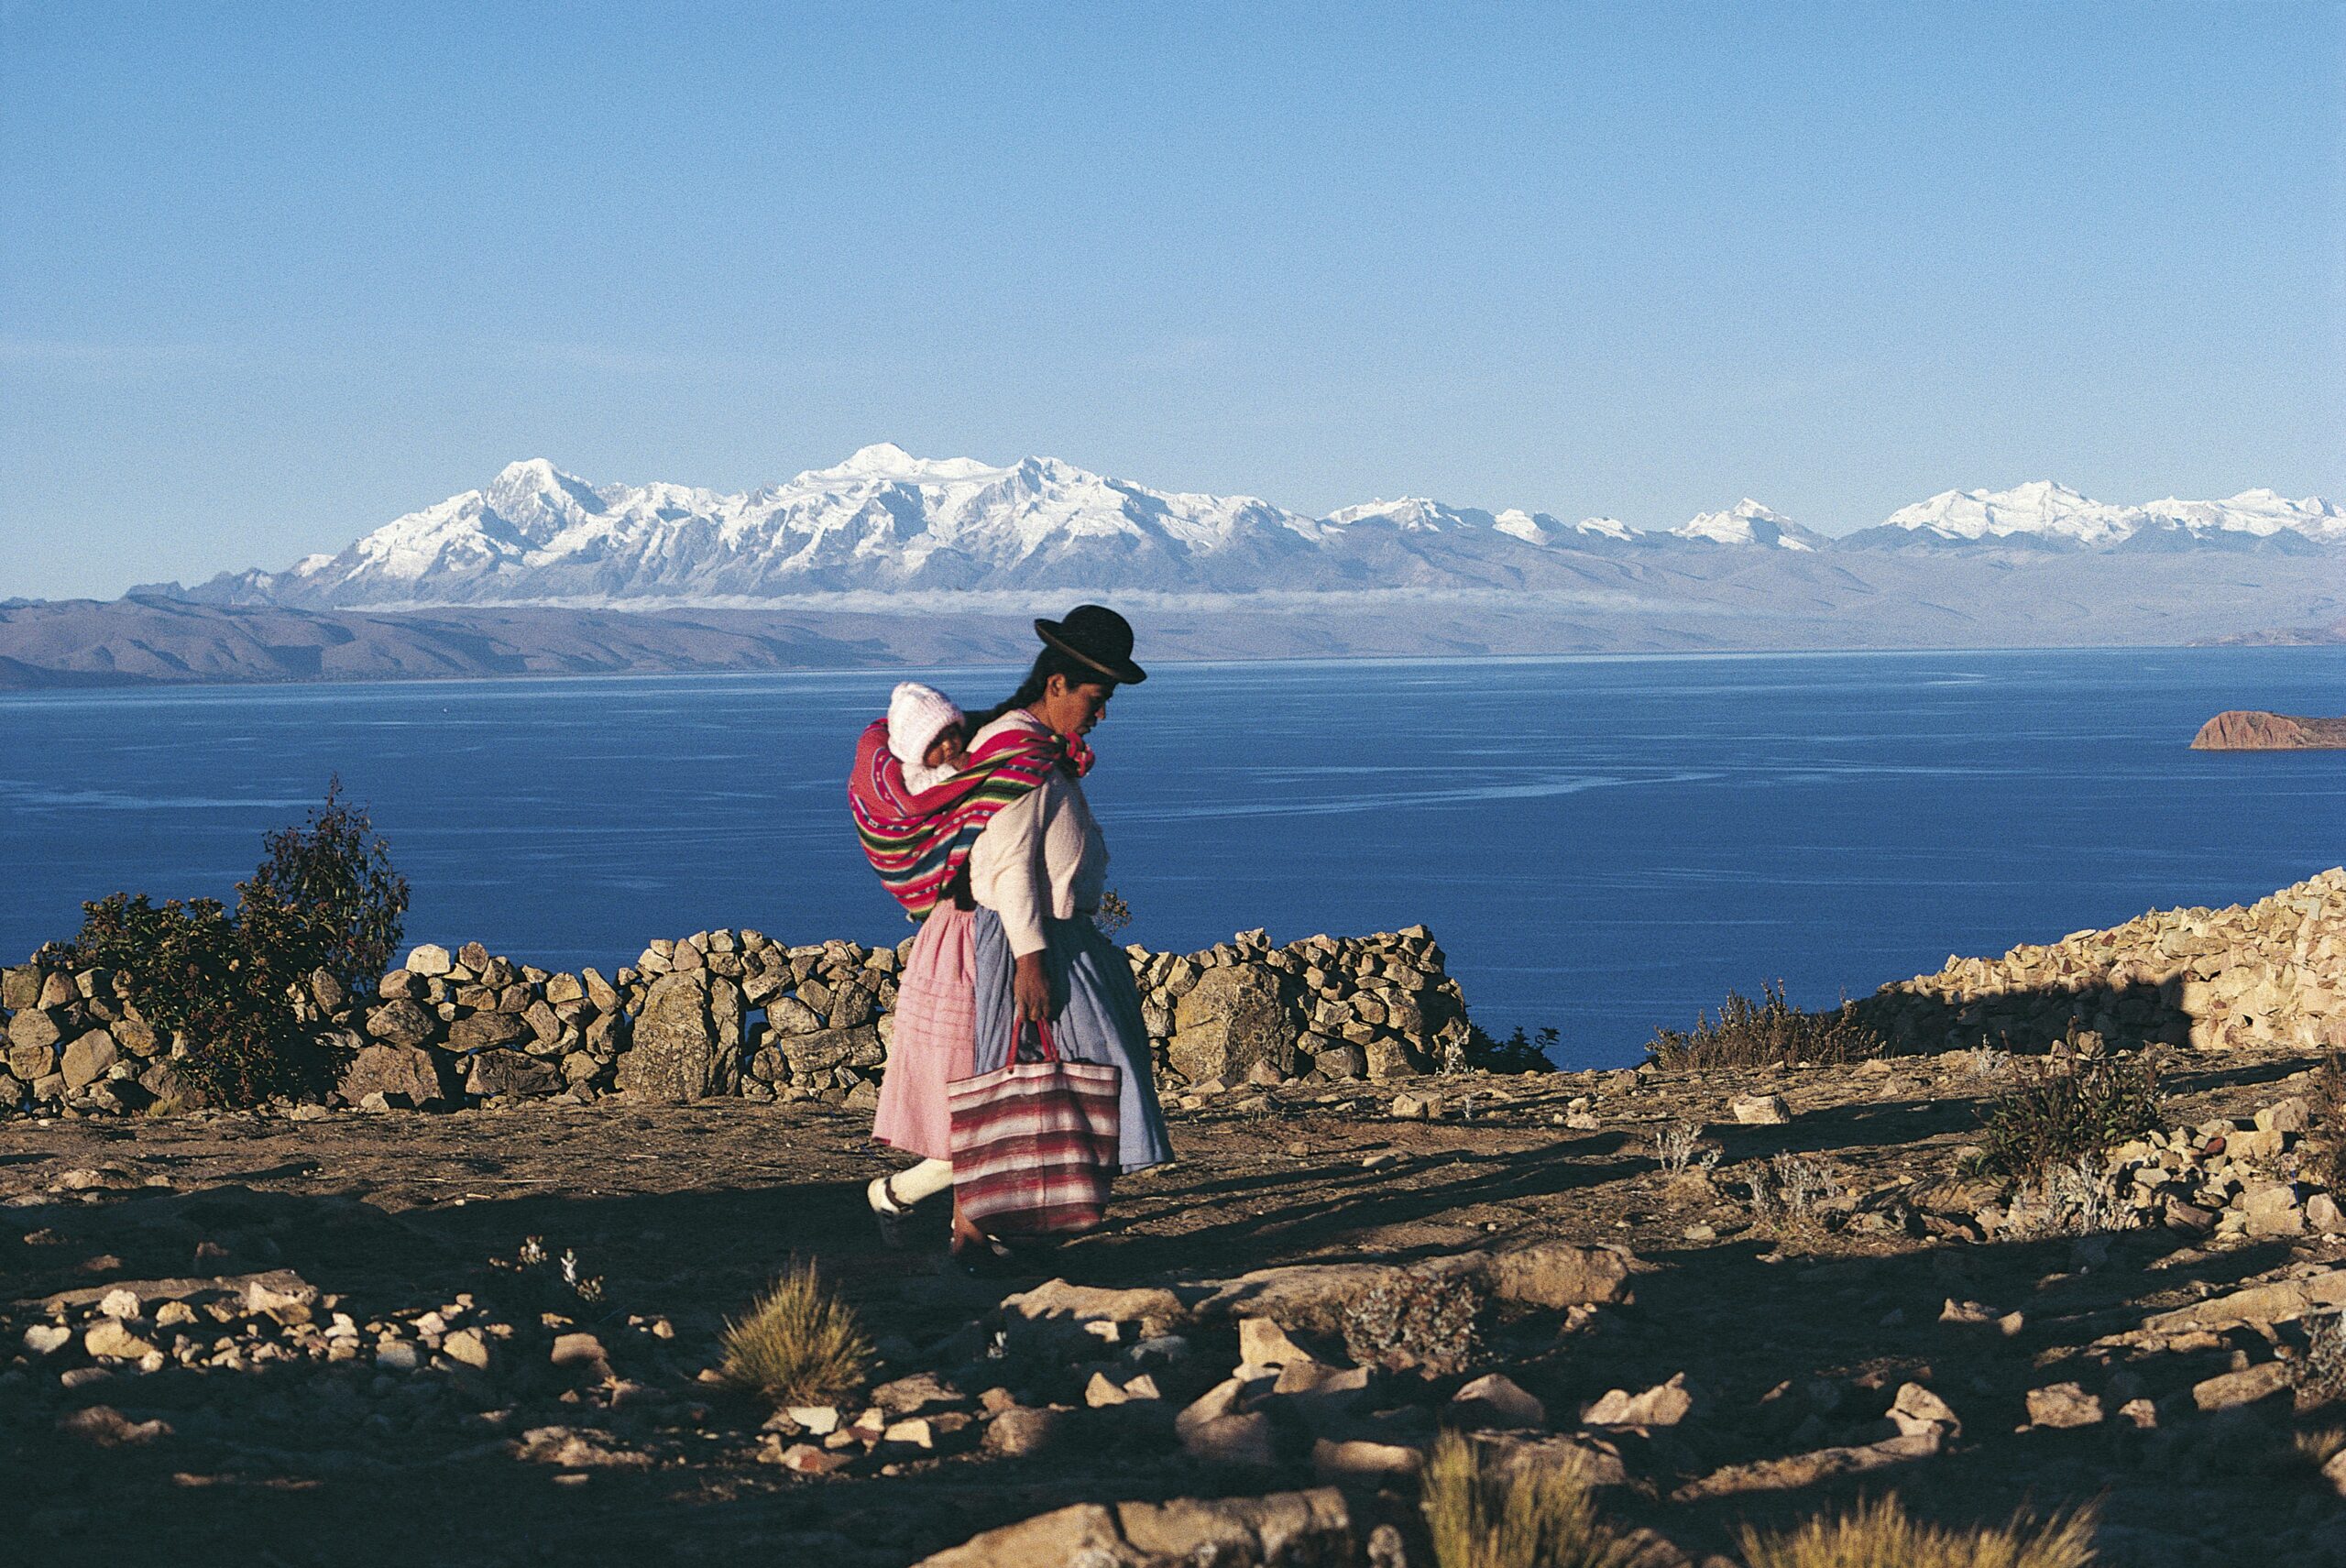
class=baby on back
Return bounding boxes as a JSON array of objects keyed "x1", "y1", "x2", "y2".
[{"x1": 887, "y1": 682, "x2": 969, "y2": 793}]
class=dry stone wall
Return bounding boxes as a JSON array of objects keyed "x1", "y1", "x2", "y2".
[
  {"x1": 0, "y1": 923, "x2": 1470, "y2": 1116},
  {"x1": 1858, "y1": 867, "x2": 2346, "y2": 1056}
]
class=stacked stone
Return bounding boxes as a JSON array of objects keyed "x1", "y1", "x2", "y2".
[
  {"x1": 1995, "y1": 1093, "x2": 2339, "y2": 1245},
  {"x1": 1141, "y1": 924, "x2": 1469, "y2": 1087},
  {"x1": 615, "y1": 929, "x2": 904, "y2": 1106},
  {"x1": 1859, "y1": 868, "x2": 2346, "y2": 1056},
  {"x1": 0, "y1": 959, "x2": 190, "y2": 1114},
  {"x1": 1, "y1": 921, "x2": 1471, "y2": 1117},
  {"x1": 2112, "y1": 1094, "x2": 2340, "y2": 1242},
  {"x1": 348, "y1": 939, "x2": 628, "y2": 1108}
]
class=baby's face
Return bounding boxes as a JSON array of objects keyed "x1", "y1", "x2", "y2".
[{"x1": 923, "y1": 723, "x2": 968, "y2": 770}]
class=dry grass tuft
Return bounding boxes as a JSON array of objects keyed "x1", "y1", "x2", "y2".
[
  {"x1": 1421, "y1": 1431, "x2": 1656, "y2": 1568},
  {"x1": 1738, "y1": 1493, "x2": 2098, "y2": 1568},
  {"x1": 1745, "y1": 1151, "x2": 1844, "y2": 1229},
  {"x1": 1645, "y1": 982, "x2": 1884, "y2": 1072},
  {"x1": 718, "y1": 1260, "x2": 872, "y2": 1407}
]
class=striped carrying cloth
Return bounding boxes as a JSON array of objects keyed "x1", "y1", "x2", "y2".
[
  {"x1": 848, "y1": 717, "x2": 1092, "y2": 918},
  {"x1": 947, "y1": 1018, "x2": 1122, "y2": 1237}
]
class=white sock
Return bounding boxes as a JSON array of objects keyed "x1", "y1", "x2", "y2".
[{"x1": 890, "y1": 1157, "x2": 954, "y2": 1209}]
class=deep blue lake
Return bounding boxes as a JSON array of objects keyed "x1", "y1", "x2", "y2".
[{"x1": 1, "y1": 648, "x2": 2338, "y2": 1069}]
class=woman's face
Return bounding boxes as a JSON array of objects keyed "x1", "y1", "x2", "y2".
[{"x1": 1034, "y1": 674, "x2": 1114, "y2": 738}]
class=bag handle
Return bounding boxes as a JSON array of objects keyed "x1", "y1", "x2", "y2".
[{"x1": 1012, "y1": 1014, "x2": 1059, "y2": 1065}]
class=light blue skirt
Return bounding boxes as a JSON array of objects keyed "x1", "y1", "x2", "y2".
[{"x1": 970, "y1": 907, "x2": 1175, "y2": 1174}]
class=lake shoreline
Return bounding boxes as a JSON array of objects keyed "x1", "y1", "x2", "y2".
[
  {"x1": 5, "y1": 587, "x2": 2342, "y2": 689},
  {"x1": 5, "y1": 650, "x2": 2341, "y2": 1069}
]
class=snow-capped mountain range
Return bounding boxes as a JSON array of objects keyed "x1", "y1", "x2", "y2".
[
  {"x1": 174, "y1": 445, "x2": 2343, "y2": 609},
  {"x1": 1845, "y1": 479, "x2": 2345, "y2": 553}
]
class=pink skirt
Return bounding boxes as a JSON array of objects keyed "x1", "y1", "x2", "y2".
[{"x1": 872, "y1": 905, "x2": 976, "y2": 1161}]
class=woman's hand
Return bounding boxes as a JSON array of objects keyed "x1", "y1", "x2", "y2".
[{"x1": 1013, "y1": 952, "x2": 1051, "y2": 1025}]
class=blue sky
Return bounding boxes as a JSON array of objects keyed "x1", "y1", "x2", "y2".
[{"x1": 3, "y1": 1, "x2": 2340, "y2": 598}]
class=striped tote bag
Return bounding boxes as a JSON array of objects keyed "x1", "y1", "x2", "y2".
[{"x1": 948, "y1": 1019, "x2": 1121, "y2": 1237}]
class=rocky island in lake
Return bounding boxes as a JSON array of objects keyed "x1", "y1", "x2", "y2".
[{"x1": 2190, "y1": 710, "x2": 2346, "y2": 750}]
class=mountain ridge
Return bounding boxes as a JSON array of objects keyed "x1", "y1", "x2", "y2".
[{"x1": 151, "y1": 448, "x2": 2342, "y2": 611}]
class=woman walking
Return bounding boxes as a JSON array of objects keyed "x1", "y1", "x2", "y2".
[
  {"x1": 853, "y1": 606, "x2": 1170, "y2": 1273},
  {"x1": 962, "y1": 607, "x2": 1174, "y2": 1222}
]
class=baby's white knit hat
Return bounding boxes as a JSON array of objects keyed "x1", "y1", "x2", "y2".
[{"x1": 887, "y1": 682, "x2": 964, "y2": 767}]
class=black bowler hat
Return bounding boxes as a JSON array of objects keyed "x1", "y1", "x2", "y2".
[{"x1": 1035, "y1": 604, "x2": 1147, "y2": 685}]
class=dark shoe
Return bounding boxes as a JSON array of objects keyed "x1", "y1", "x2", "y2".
[
  {"x1": 948, "y1": 1234, "x2": 1019, "y2": 1278},
  {"x1": 867, "y1": 1175, "x2": 916, "y2": 1250}
]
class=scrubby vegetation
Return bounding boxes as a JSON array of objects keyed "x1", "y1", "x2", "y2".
[
  {"x1": 1974, "y1": 1047, "x2": 2164, "y2": 1179},
  {"x1": 1645, "y1": 982, "x2": 1884, "y2": 1071},
  {"x1": 1423, "y1": 1435, "x2": 2097, "y2": 1568},
  {"x1": 1421, "y1": 1431, "x2": 1655, "y2": 1568},
  {"x1": 46, "y1": 780, "x2": 407, "y2": 1107},
  {"x1": 1463, "y1": 1023, "x2": 1561, "y2": 1073},
  {"x1": 1093, "y1": 887, "x2": 1133, "y2": 938},
  {"x1": 1738, "y1": 1493, "x2": 2099, "y2": 1568},
  {"x1": 244, "y1": 777, "x2": 411, "y2": 992},
  {"x1": 1745, "y1": 1151, "x2": 1845, "y2": 1229},
  {"x1": 1343, "y1": 1266, "x2": 1485, "y2": 1376},
  {"x1": 2297, "y1": 1311, "x2": 2346, "y2": 1409},
  {"x1": 718, "y1": 1261, "x2": 872, "y2": 1407},
  {"x1": 492, "y1": 1235, "x2": 607, "y2": 1309}
]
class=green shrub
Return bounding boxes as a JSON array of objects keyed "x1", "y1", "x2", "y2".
[
  {"x1": 1463, "y1": 1024, "x2": 1559, "y2": 1073},
  {"x1": 1645, "y1": 982, "x2": 1884, "y2": 1071},
  {"x1": 1738, "y1": 1493, "x2": 2098, "y2": 1568},
  {"x1": 1421, "y1": 1431, "x2": 1654, "y2": 1568},
  {"x1": 49, "y1": 781, "x2": 406, "y2": 1107},
  {"x1": 1975, "y1": 1050, "x2": 2163, "y2": 1179},
  {"x1": 246, "y1": 776, "x2": 410, "y2": 992},
  {"x1": 719, "y1": 1261, "x2": 872, "y2": 1408}
]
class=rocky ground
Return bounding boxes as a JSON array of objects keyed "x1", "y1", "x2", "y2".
[{"x1": 6, "y1": 1042, "x2": 2346, "y2": 1567}]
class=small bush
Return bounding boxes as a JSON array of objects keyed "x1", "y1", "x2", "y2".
[
  {"x1": 2023, "y1": 1157, "x2": 2123, "y2": 1236},
  {"x1": 1462, "y1": 1024, "x2": 1559, "y2": 1074},
  {"x1": 50, "y1": 782, "x2": 405, "y2": 1107},
  {"x1": 1645, "y1": 983, "x2": 1883, "y2": 1071},
  {"x1": 58, "y1": 892, "x2": 300, "y2": 1104},
  {"x1": 1964, "y1": 1047, "x2": 2013, "y2": 1080},
  {"x1": 246, "y1": 776, "x2": 410, "y2": 992},
  {"x1": 719, "y1": 1261, "x2": 872, "y2": 1407},
  {"x1": 1746, "y1": 1152, "x2": 1843, "y2": 1229},
  {"x1": 1422, "y1": 1431, "x2": 1655, "y2": 1568},
  {"x1": 491, "y1": 1235, "x2": 607, "y2": 1307},
  {"x1": 1653, "y1": 1122, "x2": 1721, "y2": 1181},
  {"x1": 1094, "y1": 887, "x2": 1133, "y2": 939},
  {"x1": 1653, "y1": 1122, "x2": 1705, "y2": 1177},
  {"x1": 1976, "y1": 1051, "x2": 2163, "y2": 1179},
  {"x1": 1343, "y1": 1266, "x2": 1485, "y2": 1376},
  {"x1": 1738, "y1": 1493, "x2": 2098, "y2": 1568}
]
